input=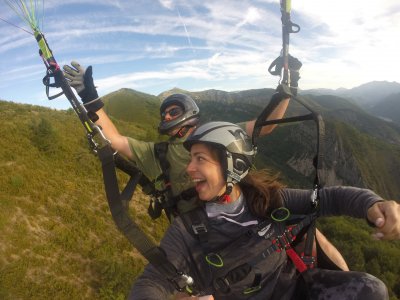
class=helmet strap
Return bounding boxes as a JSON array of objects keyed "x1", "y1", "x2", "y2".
[
  {"x1": 175, "y1": 125, "x2": 193, "y2": 138},
  {"x1": 212, "y1": 183, "x2": 233, "y2": 204}
]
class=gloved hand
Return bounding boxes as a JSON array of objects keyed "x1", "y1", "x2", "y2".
[
  {"x1": 276, "y1": 83, "x2": 292, "y2": 98},
  {"x1": 63, "y1": 61, "x2": 104, "y2": 112},
  {"x1": 288, "y1": 55, "x2": 302, "y2": 89}
]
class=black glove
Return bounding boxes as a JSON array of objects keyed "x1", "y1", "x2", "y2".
[
  {"x1": 276, "y1": 84, "x2": 292, "y2": 98},
  {"x1": 63, "y1": 61, "x2": 104, "y2": 112},
  {"x1": 288, "y1": 55, "x2": 302, "y2": 88}
]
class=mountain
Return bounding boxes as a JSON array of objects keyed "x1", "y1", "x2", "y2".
[
  {"x1": 369, "y1": 92, "x2": 400, "y2": 124},
  {"x1": 1, "y1": 87, "x2": 400, "y2": 299},
  {"x1": 303, "y1": 81, "x2": 400, "y2": 109}
]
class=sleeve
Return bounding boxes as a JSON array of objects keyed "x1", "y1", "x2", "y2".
[
  {"x1": 280, "y1": 186, "x2": 383, "y2": 219},
  {"x1": 126, "y1": 137, "x2": 162, "y2": 181},
  {"x1": 129, "y1": 219, "x2": 194, "y2": 300}
]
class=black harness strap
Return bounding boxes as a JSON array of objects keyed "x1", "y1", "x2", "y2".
[
  {"x1": 181, "y1": 207, "x2": 209, "y2": 244},
  {"x1": 155, "y1": 142, "x2": 171, "y2": 183},
  {"x1": 152, "y1": 142, "x2": 197, "y2": 221},
  {"x1": 97, "y1": 144, "x2": 197, "y2": 293},
  {"x1": 148, "y1": 141, "x2": 177, "y2": 221}
]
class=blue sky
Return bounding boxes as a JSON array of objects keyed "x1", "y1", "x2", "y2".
[{"x1": 1, "y1": 0, "x2": 399, "y2": 110}]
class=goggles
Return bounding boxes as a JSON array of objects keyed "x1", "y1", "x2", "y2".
[{"x1": 161, "y1": 106, "x2": 183, "y2": 119}]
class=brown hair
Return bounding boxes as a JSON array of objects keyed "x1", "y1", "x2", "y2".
[{"x1": 239, "y1": 169, "x2": 284, "y2": 218}]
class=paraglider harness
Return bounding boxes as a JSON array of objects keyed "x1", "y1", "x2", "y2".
[
  {"x1": 179, "y1": 206, "x2": 320, "y2": 296},
  {"x1": 18, "y1": 0, "x2": 335, "y2": 296}
]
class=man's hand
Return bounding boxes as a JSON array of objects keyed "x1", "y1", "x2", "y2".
[
  {"x1": 63, "y1": 61, "x2": 104, "y2": 112},
  {"x1": 367, "y1": 200, "x2": 400, "y2": 240}
]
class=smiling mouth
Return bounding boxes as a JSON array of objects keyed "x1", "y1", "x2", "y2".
[
  {"x1": 192, "y1": 178, "x2": 206, "y2": 183},
  {"x1": 192, "y1": 178, "x2": 206, "y2": 192}
]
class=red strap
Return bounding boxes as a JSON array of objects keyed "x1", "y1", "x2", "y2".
[
  {"x1": 286, "y1": 248, "x2": 307, "y2": 273},
  {"x1": 220, "y1": 194, "x2": 232, "y2": 203}
]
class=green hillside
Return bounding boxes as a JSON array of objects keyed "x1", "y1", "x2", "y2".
[
  {"x1": 103, "y1": 88, "x2": 160, "y2": 126},
  {"x1": 0, "y1": 100, "x2": 168, "y2": 299},
  {"x1": 1, "y1": 91, "x2": 400, "y2": 299}
]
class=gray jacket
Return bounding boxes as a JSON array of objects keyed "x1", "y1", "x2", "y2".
[{"x1": 130, "y1": 186, "x2": 381, "y2": 300}]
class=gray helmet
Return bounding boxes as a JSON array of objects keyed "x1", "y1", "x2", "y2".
[
  {"x1": 158, "y1": 94, "x2": 200, "y2": 135},
  {"x1": 184, "y1": 121, "x2": 256, "y2": 186}
]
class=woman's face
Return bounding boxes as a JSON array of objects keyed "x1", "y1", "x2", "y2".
[{"x1": 186, "y1": 143, "x2": 226, "y2": 201}]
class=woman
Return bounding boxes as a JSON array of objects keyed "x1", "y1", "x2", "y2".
[{"x1": 130, "y1": 121, "x2": 399, "y2": 300}]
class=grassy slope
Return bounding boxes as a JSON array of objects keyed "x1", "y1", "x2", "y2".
[{"x1": 0, "y1": 100, "x2": 168, "y2": 299}]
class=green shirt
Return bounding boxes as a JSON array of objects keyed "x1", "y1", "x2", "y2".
[{"x1": 127, "y1": 136, "x2": 192, "y2": 197}]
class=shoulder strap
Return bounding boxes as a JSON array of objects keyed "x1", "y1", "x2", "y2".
[
  {"x1": 154, "y1": 141, "x2": 187, "y2": 222},
  {"x1": 180, "y1": 207, "x2": 209, "y2": 244},
  {"x1": 154, "y1": 141, "x2": 170, "y2": 184}
]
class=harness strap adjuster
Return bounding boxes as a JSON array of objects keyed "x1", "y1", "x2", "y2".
[
  {"x1": 301, "y1": 255, "x2": 316, "y2": 269},
  {"x1": 192, "y1": 223, "x2": 207, "y2": 235}
]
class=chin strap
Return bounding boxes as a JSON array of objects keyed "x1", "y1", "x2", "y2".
[
  {"x1": 209, "y1": 184, "x2": 234, "y2": 204},
  {"x1": 174, "y1": 125, "x2": 195, "y2": 138}
]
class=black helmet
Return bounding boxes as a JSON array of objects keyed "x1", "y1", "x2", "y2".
[
  {"x1": 184, "y1": 121, "x2": 256, "y2": 187},
  {"x1": 158, "y1": 94, "x2": 200, "y2": 135}
]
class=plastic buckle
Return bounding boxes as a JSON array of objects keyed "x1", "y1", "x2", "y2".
[
  {"x1": 192, "y1": 223, "x2": 207, "y2": 235},
  {"x1": 172, "y1": 272, "x2": 194, "y2": 293}
]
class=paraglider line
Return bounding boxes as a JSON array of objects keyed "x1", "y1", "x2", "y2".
[{"x1": 0, "y1": 16, "x2": 33, "y2": 35}]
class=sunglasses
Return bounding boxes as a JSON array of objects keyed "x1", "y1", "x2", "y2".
[{"x1": 161, "y1": 107, "x2": 183, "y2": 119}]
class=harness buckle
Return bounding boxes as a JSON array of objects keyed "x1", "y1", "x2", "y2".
[
  {"x1": 172, "y1": 272, "x2": 196, "y2": 294},
  {"x1": 192, "y1": 223, "x2": 207, "y2": 235}
]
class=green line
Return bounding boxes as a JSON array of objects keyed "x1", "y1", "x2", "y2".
[{"x1": 5, "y1": 0, "x2": 40, "y2": 32}]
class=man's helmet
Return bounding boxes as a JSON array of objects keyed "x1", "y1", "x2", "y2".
[
  {"x1": 158, "y1": 94, "x2": 200, "y2": 135},
  {"x1": 184, "y1": 121, "x2": 256, "y2": 187}
]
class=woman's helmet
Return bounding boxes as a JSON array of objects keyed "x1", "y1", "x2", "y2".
[
  {"x1": 184, "y1": 121, "x2": 256, "y2": 188},
  {"x1": 158, "y1": 94, "x2": 200, "y2": 135}
]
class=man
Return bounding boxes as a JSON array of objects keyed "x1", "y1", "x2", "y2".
[{"x1": 63, "y1": 61, "x2": 349, "y2": 271}]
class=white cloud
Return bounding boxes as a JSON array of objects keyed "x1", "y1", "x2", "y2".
[
  {"x1": 159, "y1": 0, "x2": 174, "y2": 10},
  {"x1": 237, "y1": 7, "x2": 262, "y2": 28}
]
